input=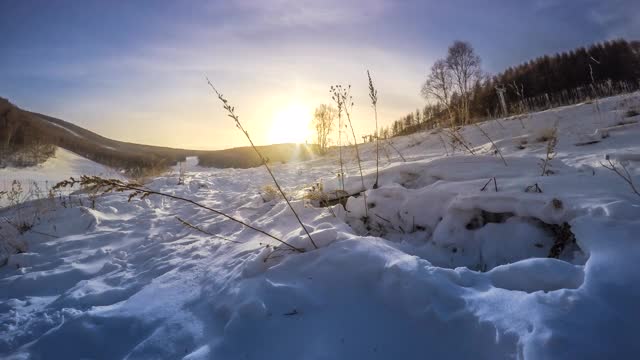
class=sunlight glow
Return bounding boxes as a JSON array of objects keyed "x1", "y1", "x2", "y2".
[{"x1": 268, "y1": 103, "x2": 312, "y2": 144}]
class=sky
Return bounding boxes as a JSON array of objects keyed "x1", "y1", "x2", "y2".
[{"x1": 1, "y1": 0, "x2": 638, "y2": 150}]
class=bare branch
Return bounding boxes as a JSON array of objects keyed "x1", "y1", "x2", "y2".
[
  {"x1": 54, "y1": 176, "x2": 303, "y2": 252},
  {"x1": 175, "y1": 216, "x2": 241, "y2": 243},
  {"x1": 474, "y1": 123, "x2": 507, "y2": 166},
  {"x1": 442, "y1": 128, "x2": 476, "y2": 155},
  {"x1": 601, "y1": 158, "x2": 640, "y2": 197},
  {"x1": 480, "y1": 177, "x2": 498, "y2": 192},
  {"x1": 385, "y1": 139, "x2": 406, "y2": 162}
]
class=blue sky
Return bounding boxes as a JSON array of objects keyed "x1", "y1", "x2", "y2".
[{"x1": 1, "y1": 0, "x2": 638, "y2": 149}]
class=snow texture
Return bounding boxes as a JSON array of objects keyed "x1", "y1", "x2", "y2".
[{"x1": 1, "y1": 94, "x2": 640, "y2": 359}]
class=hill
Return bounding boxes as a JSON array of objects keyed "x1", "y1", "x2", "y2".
[{"x1": 0, "y1": 97, "x2": 315, "y2": 173}]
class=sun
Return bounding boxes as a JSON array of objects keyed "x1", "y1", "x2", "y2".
[{"x1": 268, "y1": 103, "x2": 312, "y2": 144}]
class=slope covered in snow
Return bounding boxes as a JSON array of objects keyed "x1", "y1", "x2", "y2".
[
  {"x1": 0, "y1": 148, "x2": 121, "y2": 206},
  {"x1": 1, "y1": 94, "x2": 640, "y2": 359}
]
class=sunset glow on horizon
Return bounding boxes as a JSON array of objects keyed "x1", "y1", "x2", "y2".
[
  {"x1": 2, "y1": 1, "x2": 637, "y2": 150},
  {"x1": 268, "y1": 103, "x2": 314, "y2": 144}
]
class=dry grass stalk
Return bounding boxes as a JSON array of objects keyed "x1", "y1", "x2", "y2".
[
  {"x1": 587, "y1": 57, "x2": 604, "y2": 124},
  {"x1": 330, "y1": 87, "x2": 346, "y2": 192},
  {"x1": 525, "y1": 183, "x2": 544, "y2": 193},
  {"x1": 601, "y1": 158, "x2": 640, "y2": 197},
  {"x1": 492, "y1": 112, "x2": 505, "y2": 129},
  {"x1": 53, "y1": 176, "x2": 304, "y2": 252},
  {"x1": 260, "y1": 184, "x2": 284, "y2": 203},
  {"x1": 480, "y1": 177, "x2": 498, "y2": 192},
  {"x1": 367, "y1": 70, "x2": 380, "y2": 189},
  {"x1": 1, "y1": 216, "x2": 57, "y2": 238},
  {"x1": 443, "y1": 128, "x2": 475, "y2": 155},
  {"x1": 385, "y1": 139, "x2": 406, "y2": 162},
  {"x1": 438, "y1": 134, "x2": 450, "y2": 156},
  {"x1": 1, "y1": 180, "x2": 52, "y2": 232},
  {"x1": 331, "y1": 84, "x2": 369, "y2": 219},
  {"x1": 206, "y1": 79, "x2": 317, "y2": 250},
  {"x1": 177, "y1": 161, "x2": 186, "y2": 185},
  {"x1": 539, "y1": 126, "x2": 558, "y2": 176},
  {"x1": 474, "y1": 123, "x2": 507, "y2": 166},
  {"x1": 381, "y1": 142, "x2": 392, "y2": 162},
  {"x1": 175, "y1": 216, "x2": 241, "y2": 243}
]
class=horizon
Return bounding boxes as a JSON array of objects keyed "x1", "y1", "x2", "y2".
[
  {"x1": 2, "y1": 2, "x2": 640, "y2": 357},
  {"x1": 2, "y1": 0, "x2": 638, "y2": 150}
]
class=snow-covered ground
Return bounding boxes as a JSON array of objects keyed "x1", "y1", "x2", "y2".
[
  {"x1": 1, "y1": 94, "x2": 640, "y2": 359},
  {"x1": 0, "y1": 148, "x2": 121, "y2": 207}
]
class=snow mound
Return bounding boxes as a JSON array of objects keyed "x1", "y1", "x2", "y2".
[{"x1": 335, "y1": 155, "x2": 585, "y2": 271}]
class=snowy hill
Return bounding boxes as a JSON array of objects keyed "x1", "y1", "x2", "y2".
[
  {"x1": 1, "y1": 97, "x2": 314, "y2": 171},
  {"x1": 0, "y1": 148, "x2": 121, "y2": 207},
  {"x1": 1, "y1": 93, "x2": 640, "y2": 359}
]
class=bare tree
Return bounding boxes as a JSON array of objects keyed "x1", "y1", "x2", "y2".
[
  {"x1": 0, "y1": 110, "x2": 17, "y2": 149},
  {"x1": 313, "y1": 104, "x2": 336, "y2": 154},
  {"x1": 421, "y1": 59, "x2": 454, "y2": 127},
  {"x1": 422, "y1": 55, "x2": 476, "y2": 155},
  {"x1": 446, "y1": 41, "x2": 482, "y2": 125}
]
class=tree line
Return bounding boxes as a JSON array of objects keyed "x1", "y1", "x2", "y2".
[
  {"x1": 0, "y1": 97, "x2": 187, "y2": 172},
  {"x1": 1, "y1": 98, "x2": 57, "y2": 167},
  {"x1": 379, "y1": 38, "x2": 640, "y2": 139}
]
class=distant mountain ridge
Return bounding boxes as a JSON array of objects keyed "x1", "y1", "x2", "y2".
[{"x1": 0, "y1": 97, "x2": 315, "y2": 172}]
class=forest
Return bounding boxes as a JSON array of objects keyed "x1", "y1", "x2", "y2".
[{"x1": 381, "y1": 38, "x2": 640, "y2": 138}]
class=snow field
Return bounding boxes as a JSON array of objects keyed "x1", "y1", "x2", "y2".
[{"x1": 1, "y1": 93, "x2": 640, "y2": 359}]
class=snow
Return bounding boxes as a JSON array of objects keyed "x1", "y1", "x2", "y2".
[
  {"x1": 0, "y1": 148, "x2": 122, "y2": 207},
  {"x1": 41, "y1": 119, "x2": 83, "y2": 138},
  {"x1": 2, "y1": 94, "x2": 640, "y2": 359},
  {"x1": 0, "y1": 147, "x2": 120, "y2": 189}
]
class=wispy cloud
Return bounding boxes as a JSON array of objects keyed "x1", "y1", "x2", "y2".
[
  {"x1": 586, "y1": 0, "x2": 640, "y2": 39},
  {"x1": 1, "y1": 0, "x2": 636, "y2": 149},
  {"x1": 230, "y1": 0, "x2": 391, "y2": 27}
]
